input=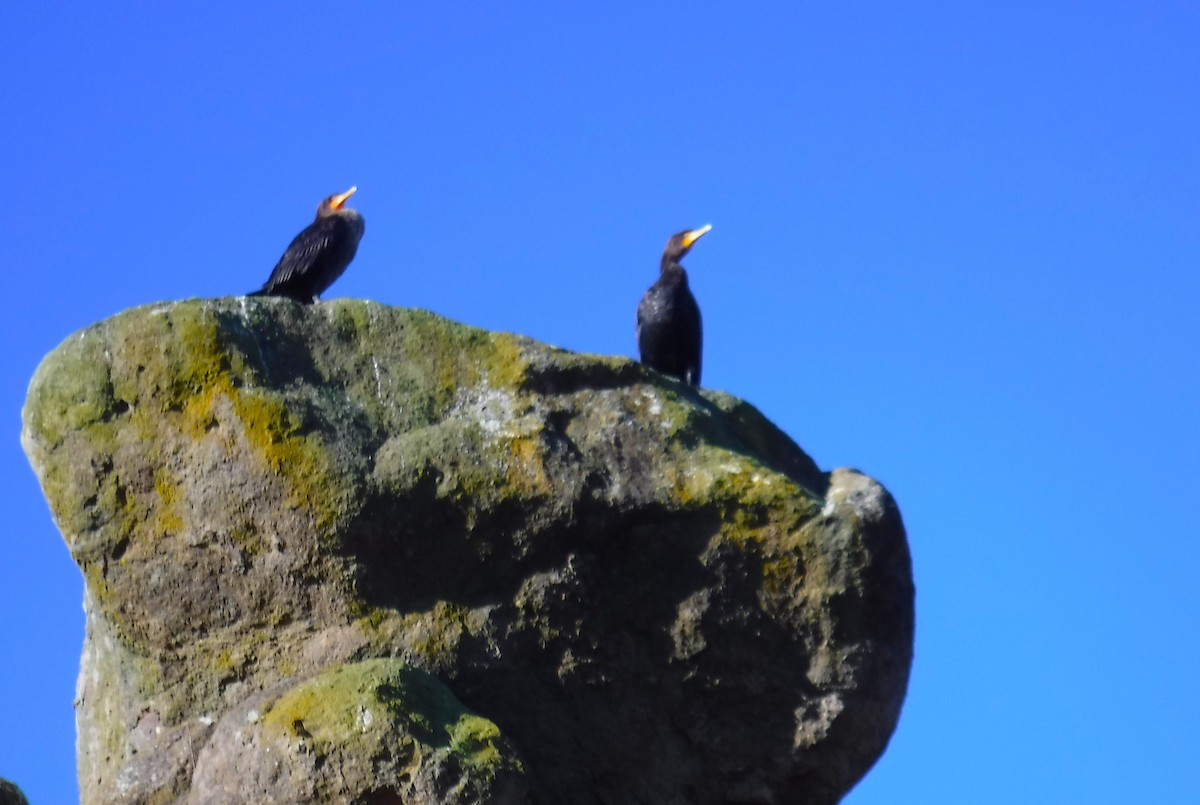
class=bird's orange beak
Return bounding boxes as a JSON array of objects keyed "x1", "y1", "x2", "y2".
[
  {"x1": 681, "y1": 224, "x2": 712, "y2": 249},
  {"x1": 330, "y1": 186, "x2": 358, "y2": 210}
]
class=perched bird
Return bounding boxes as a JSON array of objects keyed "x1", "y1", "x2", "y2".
[
  {"x1": 250, "y1": 186, "x2": 365, "y2": 303},
  {"x1": 636, "y1": 224, "x2": 711, "y2": 386}
]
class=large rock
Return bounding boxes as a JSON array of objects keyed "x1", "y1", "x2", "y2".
[{"x1": 22, "y1": 298, "x2": 914, "y2": 804}]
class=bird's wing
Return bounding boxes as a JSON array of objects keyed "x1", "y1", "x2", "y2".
[
  {"x1": 636, "y1": 290, "x2": 660, "y2": 354},
  {"x1": 262, "y1": 225, "x2": 335, "y2": 290},
  {"x1": 687, "y1": 296, "x2": 702, "y2": 386}
]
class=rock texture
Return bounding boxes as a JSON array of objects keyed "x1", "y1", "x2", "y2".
[{"x1": 22, "y1": 298, "x2": 914, "y2": 805}]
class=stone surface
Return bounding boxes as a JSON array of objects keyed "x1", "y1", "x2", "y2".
[
  {"x1": 22, "y1": 298, "x2": 914, "y2": 804},
  {"x1": 189, "y1": 658, "x2": 526, "y2": 804}
]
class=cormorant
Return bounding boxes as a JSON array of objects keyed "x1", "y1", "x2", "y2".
[
  {"x1": 636, "y1": 224, "x2": 711, "y2": 386},
  {"x1": 250, "y1": 186, "x2": 365, "y2": 303}
]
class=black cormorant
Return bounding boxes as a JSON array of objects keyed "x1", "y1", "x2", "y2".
[
  {"x1": 250, "y1": 186, "x2": 365, "y2": 303},
  {"x1": 636, "y1": 224, "x2": 711, "y2": 386}
]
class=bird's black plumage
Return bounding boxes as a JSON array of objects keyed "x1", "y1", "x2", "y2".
[
  {"x1": 250, "y1": 186, "x2": 365, "y2": 303},
  {"x1": 636, "y1": 225, "x2": 711, "y2": 386}
]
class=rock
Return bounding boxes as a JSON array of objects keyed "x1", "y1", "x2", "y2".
[
  {"x1": 0, "y1": 779, "x2": 30, "y2": 805},
  {"x1": 190, "y1": 658, "x2": 526, "y2": 804},
  {"x1": 22, "y1": 298, "x2": 914, "y2": 805}
]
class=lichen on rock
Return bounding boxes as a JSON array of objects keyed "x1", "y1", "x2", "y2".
[
  {"x1": 190, "y1": 658, "x2": 525, "y2": 804},
  {"x1": 22, "y1": 298, "x2": 914, "y2": 805}
]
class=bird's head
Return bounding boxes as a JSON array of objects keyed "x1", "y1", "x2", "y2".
[
  {"x1": 663, "y1": 224, "x2": 712, "y2": 264},
  {"x1": 317, "y1": 186, "x2": 358, "y2": 217}
]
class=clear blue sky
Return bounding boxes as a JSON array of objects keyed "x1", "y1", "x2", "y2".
[{"x1": 3, "y1": 3, "x2": 1198, "y2": 802}]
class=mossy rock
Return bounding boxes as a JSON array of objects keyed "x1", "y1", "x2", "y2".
[
  {"x1": 22, "y1": 298, "x2": 913, "y2": 805},
  {"x1": 190, "y1": 658, "x2": 526, "y2": 804}
]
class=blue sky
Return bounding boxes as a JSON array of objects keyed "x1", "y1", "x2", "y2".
[{"x1": 3, "y1": 3, "x2": 1198, "y2": 802}]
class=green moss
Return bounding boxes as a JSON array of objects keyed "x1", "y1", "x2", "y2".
[
  {"x1": 408, "y1": 602, "x2": 471, "y2": 665},
  {"x1": 214, "y1": 648, "x2": 236, "y2": 673},
  {"x1": 328, "y1": 299, "x2": 374, "y2": 342},
  {"x1": 166, "y1": 320, "x2": 345, "y2": 530},
  {"x1": 359, "y1": 605, "x2": 463, "y2": 661},
  {"x1": 355, "y1": 604, "x2": 393, "y2": 633},
  {"x1": 24, "y1": 335, "x2": 119, "y2": 449},
  {"x1": 81, "y1": 561, "x2": 111, "y2": 602},
  {"x1": 169, "y1": 310, "x2": 247, "y2": 404},
  {"x1": 29, "y1": 301, "x2": 538, "y2": 553},
  {"x1": 79, "y1": 556, "x2": 158, "y2": 658},
  {"x1": 34, "y1": 303, "x2": 349, "y2": 535},
  {"x1": 174, "y1": 307, "x2": 345, "y2": 530},
  {"x1": 275, "y1": 654, "x2": 297, "y2": 678},
  {"x1": 352, "y1": 603, "x2": 485, "y2": 671},
  {"x1": 387, "y1": 310, "x2": 483, "y2": 412},
  {"x1": 229, "y1": 518, "x2": 265, "y2": 559},
  {"x1": 261, "y1": 658, "x2": 512, "y2": 778},
  {"x1": 449, "y1": 713, "x2": 511, "y2": 774},
  {"x1": 664, "y1": 444, "x2": 748, "y2": 508},
  {"x1": 481, "y1": 334, "x2": 529, "y2": 392},
  {"x1": 152, "y1": 469, "x2": 184, "y2": 536},
  {"x1": 761, "y1": 552, "x2": 804, "y2": 600}
]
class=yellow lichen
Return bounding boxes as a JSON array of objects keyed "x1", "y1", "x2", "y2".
[
  {"x1": 152, "y1": 468, "x2": 184, "y2": 536},
  {"x1": 449, "y1": 714, "x2": 509, "y2": 773},
  {"x1": 158, "y1": 314, "x2": 346, "y2": 532},
  {"x1": 504, "y1": 435, "x2": 550, "y2": 496},
  {"x1": 482, "y1": 335, "x2": 529, "y2": 392}
]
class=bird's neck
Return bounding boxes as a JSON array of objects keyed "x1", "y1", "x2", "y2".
[
  {"x1": 660, "y1": 257, "x2": 686, "y2": 276},
  {"x1": 320, "y1": 208, "x2": 364, "y2": 235},
  {"x1": 657, "y1": 262, "x2": 688, "y2": 291}
]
